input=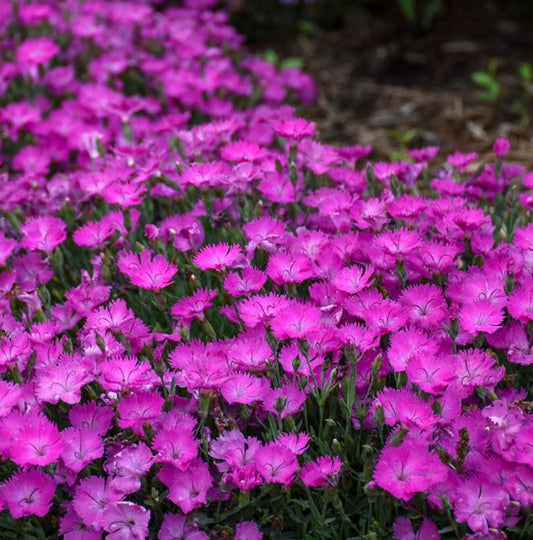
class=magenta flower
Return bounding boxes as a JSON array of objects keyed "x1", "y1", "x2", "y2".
[
  {"x1": 221, "y1": 140, "x2": 268, "y2": 162},
  {"x1": 331, "y1": 265, "x2": 374, "y2": 294},
  {"x1": 235, "y1": 521, "x2": 262, "y2": 540},
  {"x1": 508, "y1": 283, "x2": 533, "y2": 323},
  {"x1": 373, "y1": 440, "x2": 448, "y2": 501},
  {"x1": 393, "y1": 517, "x2": 440, "y2": 540},
  {"x1": 69, "y1": 402, "x2": 114, "y2": 435},
  {"x1": 263, "y1": 383, "x2": 307, "y2": 419},
  {"x1": 237, "y1": 293, "x2": 289, "y2": 328},
  {"x1": 398, "y1": 284, "x2": 448, "y2": 330},
  {"x1": 73, "y1": 476, "x2": 123, "y2": 528},
  {"x1": 118, "y1": 250, "x2": 177, "y2": 290},
  {"x1": 158, "y1": 460, "x2": 212, "y2": 514},
  {"x1": 266, "y1": 251, "x2": 315, "y2": 285},
  {"x1": 446, "y1": 150, "x2": 479, "y2": 172},
  {"x1": 300, "y1": 456, "x2": 342, "y2": 488},
  {"x1": 16, "y1": 37, "x2": 59, "y2": 75},
  {"x1": 224, "y1": 267, "x2": 268, "y2": 297},
  {"x1": 159, "y1": 514, "x2": 208, "y2": 540},
  {"x1": 375, "y1": 388, "x2": 438, "y2": 429},
  {"x1": 171, "y1": 288, "x2": 217, "y2": 326},
  {"x1": 105, "y1": 443, "x2": 154, "y2": 495},
  {"x1": 193, "y1": 243, "x2": 242, "y2": 271},
  {"x1": 221, "y1": 372, "x2": 267, "y2": 405},
  {"x1": 73, "y1": 219, "x2": 116, "y2": 248},
  {"x1": 272, "y1": 117, "x2": 317, "y2": 140},
  {"x1": 493, "y1": 138, "x2": 510, "y2": 158},
  {"x1": 99, "y1": 356, "x2": 157, "y2": 394},
  {"x1": 152, "y1": 427, "x2": 199, "y2": 470},
  {"x1": 459, "y1": 300, "x2": 504, "y2": 335},
  {"x1": 0, "y1": 232, "x2": 17, "y2": 265},
  {"x1": 20, "y1": 216, "x2": 67, "y2": 252},
  {"x1": 256, "y1": 442, "x2": 299, "y2": 487},
  {"x1": 1, "y1": 469, "x2": 55, "y2": 519},
  {"x1": 453, "y1": 349, "x2": 505, "y2": 391},
  {"x1": 452, "y1": 478, "x2": 509, "y2": 533},
  {"x1": 60, "y1": 427, "x2": 104, "y2": 473},
  {"x1": 117, "y1": 392, "x2": 164, "y2": 435},
  {"x1": 271, "y1": 301, "x2": 321, "y2": 339},
  {"x1": 102, "y1": 502, "x2": 150, "y2": 540},
  {"x1": 8, "y1": 413, "x2": 64, "y2": 467}
]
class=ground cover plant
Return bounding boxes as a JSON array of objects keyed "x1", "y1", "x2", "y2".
[{"x1": 0, "y1": 0, "x2": 532, "y2": 538}]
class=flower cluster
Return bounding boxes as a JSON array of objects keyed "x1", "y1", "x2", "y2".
[{"x1": 0, "y1": 0, "x2": 531, "y2": 539}]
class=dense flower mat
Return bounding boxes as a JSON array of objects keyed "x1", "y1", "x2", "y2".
[{"x1": 0, "y1": 0, "x2": 531, "y2": 538}]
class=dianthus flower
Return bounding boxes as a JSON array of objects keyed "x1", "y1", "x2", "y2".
[
  {"x1": 375, "y1": 388, "x2": 438, "y2": 429},
  {"x1": 193, "y1": 243, "x2": 242, "y2": 271},
  {"x1": 331, "y1": 265, "x2": 374, "y2": 294},
  {"x1": 453, "y1": 349, "x2": 505, "y2": 392},
  {"x1": 398, "y1": 284, "x2": 448, "y2": 330},
  {"x1": 171, "y1": 289, "x2": 217, "y2": 326},
  {"x1": 255, "y1": 442, "x2": 299, "y2": 487},
  {"x1": 393, "y1": 517, "x2": 440, "y2": 540},
  {"x1": 235, "y1": 521, "x2": 262, "y2": 540},
  {"x1": 373, "y1": 439, "x2": 448, "y2": 501},
  {"x1": 20, "y1": 216, "x2": 67, "y2": 252},
  {"x1": 105, "y1": 442, "x2": 154, "y2": 495},
  {"x1": 446, "y1": 151, "x2": 479, "y2": 172},
  {"x1": 102, "y1": 502, "x2": 150, "y2": 540},
  {"x1": 118, "y1": 250, "x2": 177, "y2": 290},
  {"x1": 237, "y1": 293, "x2": 290, "y2": 328},
  {"x1": 221, "y1": 372, "x2": 267, "y2": 405},
  {"x1": 493, "y1": 138, "x2": 510, "y2": 158},
  {"x1": 508, "y1": 283, "x2": 533, "y2": 323},
  {"x1": 266, "y1": 251, "x2": 315, "y2": 285},
  {"x1": 300, "y1": 456, "x2": 342, "y2": 488},
  {"x1": 271, "y1": 301, "x2": 321, "y2": 339},
  {"x1": 263, "y1": 383, "x2": 307, "y2": 419},
  {"x1": 99, "y1": 356, "x2": 158, "y2": 393},
  {"x1": 387, "y1": 328, "x2": 438, "y2": 372},
  {"x1": 73, "y1": 476, "x2": 124, "y2": 528},
  {"x1": 60, "y1": 427, "x2": 104, "y2": 473},
  {"x1": 117, "y1": 392, "x2": 164, "y2": 435},
  {"x1": 73, "y1": 219, "x2": 116, "y2": 248},
  {"x1": 375, "y1": 228, "x2": 421, "y2": 258},
  {"x1": 459, "y1": 300, "x2": 504, "y2": 335},
  {"x1": 152, "y1": 427, "x2": 199, "y2": 470},
  {"x1": 221, "y1": 140, "x2": 268, "y2": 162},
  {"x1": 16, "y1": 37, "x2": 59, "y2": 75},
  {"x1": 158, "y1": 460, "x2": 212, "y2": 514},
  {"x1": 451, "y1": 478, "x2": 509, "y2": 533},
  {"x1": 158, "y1": 514, "x2": 208, "y2": 540},
  {"x1": 272, "y1": 117, "x2": 316, "y2": 140},
  {"x1": 1, "y1": 469, "x2": 55, "y2": 519}
]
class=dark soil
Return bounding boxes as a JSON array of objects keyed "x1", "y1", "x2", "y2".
[{"x1": 243, "y1": 0, "x2": 533, "y2": 163}]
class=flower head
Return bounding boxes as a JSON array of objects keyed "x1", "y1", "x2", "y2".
[
  {"x1": 118, "y1": 250, "x2": 177, "y2": 290},
  {"x1": 1, "y1": 469, "x2": 55, "y2": 518}
]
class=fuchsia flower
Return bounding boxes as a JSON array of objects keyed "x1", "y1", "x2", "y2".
[
  {"x1": 271, "y1": 301, "x2": 321, "y2": 339},
  {"x1": 158, "y1": 460, "x2": 212, "y2": 514},
  {"x1": 1, "y1": 469, "x2": 55, "y2": 518},
  {"x1": 221, "y1": 372, "x2": 267, "y2": 405},
  {"x1": 300, "y1": 455, "x2": 342, "y2": 488},
  {"x1": 373, "y1": 439, "x2": 448, "y2": 501},
  {"x1": 20, "y1": 216, "x2": 67, "y2": 252},
  {"x1": 171, "y1": 288, "x2": 217, "y2": 326},
  {"x1": 224, "y1": 267, "x2": 267, "y2": 296},
  {"x1": 331, "y1": 265, "x2": 374, "y2": 294},
  {"x1": 118, "y1": 250, "x2": 177, "y2": 290},
  {"x1": 256, "y1": 442, "x2": 299, "y2": 486},
  {"x1": 272, "y1": 117, "x2": 316, "y2": 140},
  {"x1": 493, "y1": 138, "x2": 510, "y2": 158},
  {"x1": 16, "y1": 37, "x2": 59, "y2": 75},
  {"x1": 152, "y1": 427, "x2": 199, "y2": 470},
  {"x1": 60, "y1": 427, "x2": 104, "y2": 473},
  {"x1": 393, "y1": 517, "x2": 440, "y2": 540},
  {"x1": 193, "y1": 243, "x2": 242, "y2": 271},
  {"x1": 459, "y1": 299, "x2": 504, "y2": 335},
  {"x1": 102, "y1": 502, "x2": 150, "y2": 540},
  {"x1": 117, "y1": 392, "x2": 164, "y2": 435},
  {"x1": 235, "y1": 522, "x2": 262, "y2": 540},
  {"x1": 159, "y1": 514, "x2": 208, "y2": 540}
]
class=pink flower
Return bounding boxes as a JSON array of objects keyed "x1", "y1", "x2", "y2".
[
  {"x1": 158, "y1": 460, "x2": 212, "y2": 514},
  {"x1": 1, "y1": 469, "x2": 55, "y2": 518},
  {"x1": 266, "y1": 251, "x2": 315, "y2": 285},
  {"x1": 102, "y1": 502, "x2": 150, "y2": 540},
  {"x1": 117, "y1": 392, "x2": 164, "y2": 435},
  {"x1": 300, "y1": 456, "x2": 342, "y2": 488},
  {"x1": 271, "y1": 301, "x2": 321, "y2": 339},
  {"x1": 60, "y1": 427, "x2": 104, "y2": 473},
  {"x1": 16, "y1": 37, "x2": 59, "y2": 75},
  {"x1": 69, "y1": 402, "x2": 114, "y2": 435},
  {"x1": 171, "y1": 289, "x2": 217, "y2": 326},
  {"x1": 453, "y1": 349, "x2": 505, "y2": 391},
  {"x1": 224, "y1": 267, "x2": 268, "y2": 297},
  {"x1": 73, "y1": 476, "x2": 123, "y2": 528},
  {"x1": 459, "y1": 300, "x2": 504, "y2": 335},
  {"x1": 0, "y1": 232, "x2": 17, "y2": 265},
  {"x1": 152, "y1": 427, "x2": 199, "y2": 470},
  {"x1": 387, "y1": 328, "x2": 437, "y2": 372},
  {"x1": 235, "y1": 521, "x2": 262, "y2": 540},
  {"x1": 20, "y1": 216, "x2": 67, "y2": 252},
  {"x1": 398, "y1": 284, "x2": 448, "y2": 330},
  {"x1": 508, "y1": 283, "x2": 533, "y2": 323},
  {"x1": 446, "y1": 151, "x2": 479, "y2": 172},
  {"x1": 277, "y1": 432, "x2": 310, "y2": 455},
  {"x1": 263, "y1": 383, "x2": 307, "y2": 419},
  {"x1": 393, "y1": 517, "x2": 440, "y2": 540},
  {"x1": 272, "y1": 117, "x2": 316, "y2": 140},
  {"x1": 102, "y1": 181, "x2": 147, "y2": 207},
  {"x1": 8, "y1": 413, "x2": 64, "y2": 467},
  {"x1": 104, "y1": 443, "x2": 154, "y2": 494},
  {"x1": 375, "y1": 388, "x2": 438, "y2": 430},
  {"x1": 221, "y1": 372, "x2": 266, "y2": 405},
  {"x1": 373, "y1": 440, "x2": 448, "y2": 501},
  {"x1": 73, "y1": 219, "x2": 115, "y2": 248},
  {"x1": 99, "y1": 356, "x2": 157, "y2": 394},
  {"x1": 118, "y1": 250, "x2": 177, "y2": 290},
  {"x1": 193, "y1": 243, "x2": 242, "y2": 271},
  {"x1": 493, "y1": 138, "x2": 510, "y2": 158},
  {"x1": 221, "y1": 140, "x2": 268, "y2": 162},
  {"x1": 331, "y1": 265, "x2": 374, "y2": 294},
  {"x1": 159, "y1": 514, "x2": 208, "y2": 540},
  {"x1": 255, "y1": 442, "x2": 299, "y2": 486},
  {"x1": 451, "y1": 478, "x2": 509, "y2": 533}
]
